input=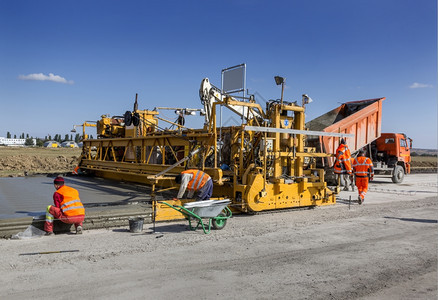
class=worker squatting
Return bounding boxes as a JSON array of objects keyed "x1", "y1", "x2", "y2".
[{"x1": 44, "y1": 176, "x2": 85, "y2": 236}]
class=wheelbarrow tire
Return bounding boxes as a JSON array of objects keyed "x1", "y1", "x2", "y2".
[{"x1": 212, "y1": 212, "x2": 227, "y2": 230}]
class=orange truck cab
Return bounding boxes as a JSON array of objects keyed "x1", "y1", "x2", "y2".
[{"x1": 371, "y1": 133, "x2": 412, "y2": 183}]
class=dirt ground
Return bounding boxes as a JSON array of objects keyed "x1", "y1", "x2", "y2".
[
  {"x1": 0, "y1": 174, "x2": 436, "y2": 299},
  {"x1": 411, "y1": 155, "x2": 438, "y2": 170},
  {"x1": 0, "y1": 146, "x2": 81, "y2": 177}
]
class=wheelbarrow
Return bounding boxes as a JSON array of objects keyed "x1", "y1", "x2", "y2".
[{"x1": 159, "y1": 199, "x2": 232, "y2": 234}]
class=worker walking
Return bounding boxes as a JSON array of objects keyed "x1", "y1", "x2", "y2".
[
  {"x1": 352, "y1": 149, "x2": 374, "y2": 204},
  {"x1": 334, "y1": 138, "x2": 353, "y2": 191},
  {"x1": 44, "y1": 176, "x2": 85, "y2": 235},
  {"x1": 175, "y1": 169, "x2": 213, "y2": 201}
]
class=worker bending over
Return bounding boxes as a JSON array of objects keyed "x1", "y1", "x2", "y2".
[
  {"x1": 44, "y1": 176, "x2": 85, "y2": 235},
  {"x1": 334, "y1": 138, "x2": 353, "y2": 191},
  {"x1": 175, "y1": 169, "x2": 213, "y2": 201},
  {"x1": 352, "y1": 149, "x2": 374, "y2": 204}
]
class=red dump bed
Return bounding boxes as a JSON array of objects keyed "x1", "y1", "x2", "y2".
[{"x1": 306, "y1": 97, "x2": 385, "y2": 166}]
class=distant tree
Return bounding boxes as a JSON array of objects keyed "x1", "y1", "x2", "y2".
[
  {"x1": 75, "y1": 133, "x2": 80, "y2": 142},
  {"x1": 26, "y1": 134, "x2": 29, "y2": 138},
  {"x1": 64, "y1": 134, "x2": 69, "y2": 141},
  {"x1": 14, "y1": 134, "x2": 16, "y2": 138},
  {"x1": 70, "y1": 134, "x2": 73, "y2": 141},
  {"x1": 25, "y1": 138, "x2": 34, "y2": 146},
  {"x1": 7, "y1": 132, "x2": 11, "y2": 138},
  {"x1": 411, "y1": 152, "x2": 418, "y2": 156},
  {"x1": 36, "y1": 138, "x2": 44, "y2": 147},
  {"x1": 20, "y1": 132, "x2": 24, "y2": 139},
  {"x1": 48, "y1": 135, "x2": 51, "y2": 140}
]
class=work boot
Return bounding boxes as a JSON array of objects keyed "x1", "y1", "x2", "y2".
[
  {"x1": 358, "y1": 196, "x2": 363, "y2": 205},
  {"x1": 76, "y1": 226, "x2": 83, "y2": 235},
  {"x1": 45, "y1": 231, "x2": 55, "y2": 236}
]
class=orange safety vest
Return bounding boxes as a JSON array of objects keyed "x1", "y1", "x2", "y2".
[
  {"x1": 57, "y1": 185, "x2": 85, "y2": 216},
  {"x1": 334, "y1": 144, "x2": 352, "y2": 174},
  {"x1": 182, "y1": 170, "x2": 211, "y2": 191},
  {"x1": 353, "y1": 156, "x2": 374, "y2": 178},
  {"x1": 72, "y1": 166, "x2": 80, "y2": 174}
]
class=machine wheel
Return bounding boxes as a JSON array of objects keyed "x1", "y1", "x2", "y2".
[
  {"x1": 392, "y1": 165, "x2": 404, "y2": 183},
  {"x1": 212, "y1": 212, "x2": 227, "y2": 230},
  {"x1": 132, "y1": 112, "x2": 140, "y2": 126},
  {"x1": 124, "y1": 111, "x2": 132, "y2": 126}
]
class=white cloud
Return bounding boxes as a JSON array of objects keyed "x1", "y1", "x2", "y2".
[
  {"x1": 18, "y1": 73, "x2": 74, "y2": 84},
  {"x1": 409, "y1": 82, "x2": 432, "y2": 89}
]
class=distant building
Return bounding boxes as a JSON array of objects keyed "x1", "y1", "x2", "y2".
[{"x1": 0, "y1": 137, "x2": 36, "y2": 146}]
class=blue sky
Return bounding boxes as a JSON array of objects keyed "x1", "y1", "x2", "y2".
[{"x1": 0, "y1": 0, "x2": 436, "y2": 149}]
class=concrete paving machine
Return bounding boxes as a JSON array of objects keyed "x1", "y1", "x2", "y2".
[{"x1": 77, "y1": 74, "x2": 352, "y2": 220}]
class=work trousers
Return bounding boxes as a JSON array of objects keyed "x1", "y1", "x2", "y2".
[
  {"x1": 44, "y1": 205, "x2": 85, "y2": 233},
  {"x1": 195, "y1": 178, "x2": 213, "y2": 201},
  {"x1": 337, "y1": 174, "x2": 353, "y2": 190},
  {"x1": 355, "y1": 177, "x2": 369, "y2": 201}
]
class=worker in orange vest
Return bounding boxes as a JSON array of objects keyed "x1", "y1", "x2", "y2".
[
  {"x1": 72, "y1": 166, "x2": 80, "y2": 175},
  {"x1": 44, "y1": 176, "x2": 85, "y2": 235},
  {"x1": 174, "y1": 169, "x2": 213, "y2": 201},
  {"x1": 352, "y1": 149, "x2": 374, "y2": 204},
  {"x1": 334, "y1": 138, "x2": 353, "y2": 191}
]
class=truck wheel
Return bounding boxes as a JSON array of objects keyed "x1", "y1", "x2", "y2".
[{"x1": 392, "y1": 165, "x2": 404, "y2": 183}]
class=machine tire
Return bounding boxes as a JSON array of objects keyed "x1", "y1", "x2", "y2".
[
  {"x1": 132, "y1": 112, "x2": 140, "y2": 126},
  {"x1": 124, "y1": 111, "x2": 132, "y2": 126},
  {"x1": 392, "y1": 165, "x2": 404, "y2": 183},
  {"x1": 212, "y1": 212, "x2": 227, "y2": 230}
]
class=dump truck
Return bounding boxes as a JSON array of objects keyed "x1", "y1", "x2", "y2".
[
  {"x1": 371, "y1": 132, "x2": 412, "y2": 183},
  {"x1": 75, "y1": 71, "x2": 356, "y2": 220},
  {"x1": 306, "y1": 98, "x2": 412, "y2": 183}
]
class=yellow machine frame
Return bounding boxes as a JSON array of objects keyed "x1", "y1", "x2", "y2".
[{"x1": 78, "y1": 88, "x2": 337, "y2": 219}]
